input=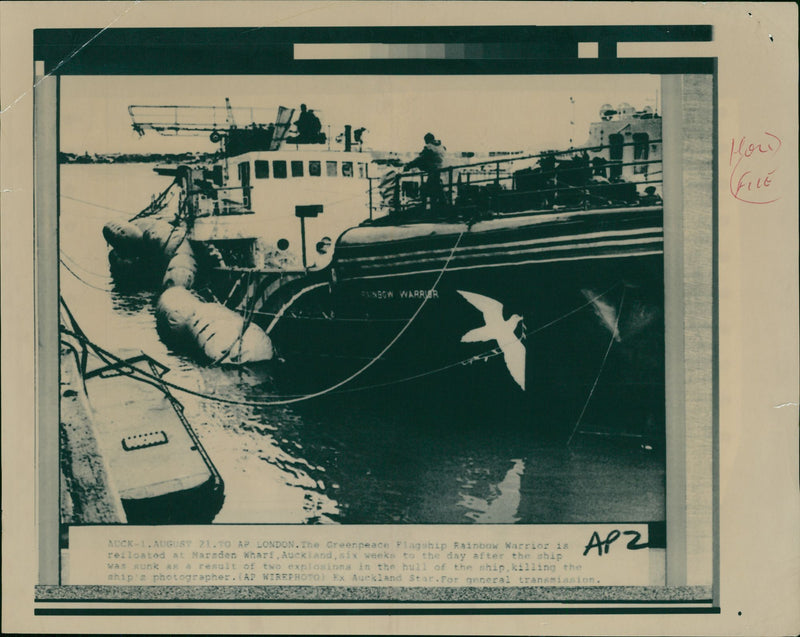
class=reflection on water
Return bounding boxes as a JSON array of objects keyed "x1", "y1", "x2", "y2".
[
  {"x1": 59, "y1": 164, "x2": 665, "y2": 525},
  {"x1": 461, "y1": 459, "x2": 524, "y2": 524}
]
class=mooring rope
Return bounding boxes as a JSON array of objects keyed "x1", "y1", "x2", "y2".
[
  {"x1": 331, "y1": 282, "x2": 623, "y2": 395},
  {"x1": 60, "y1": 194, "x2": 138, "y2": 217},
  {"x1": 208, "y1": 270, "x2": 259, "y2": 367},
  {"x1": 60, "y1": 259, "x2": 115, "y2": 292},
  {"x1": 60, "y1": 251, "x2": 113, "y2": 281},
  {"x1": 233, "y1": 272, "x2": 260, "y2": 361},
  {"x1": 128, "y1": 178, "x2": 180, "y2": 222},
  {"x1": 566, "y1": 285, "x2": 626, "y2": 446}
]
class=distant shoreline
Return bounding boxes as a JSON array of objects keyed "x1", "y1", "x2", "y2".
[
  {"x1": 59, "y1": 151, "x2": 219, "y2": 165},
  {"x1": 58, "y1": 149, "x2": 529, "y2": 166}
]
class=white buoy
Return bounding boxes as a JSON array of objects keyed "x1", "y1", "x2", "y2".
[
  {"x1": 155, "y1": 287, "x2": 273, "y2": 364},
  {"x1": 156, "y1": 287, "x2": 199, "y2": 342},
  {"x1": 226, "y1": 322, "x2": 274, "y2": 364},
  {"x1": 102, "y1": 221, "x2": 146, "y2": 256},
  {"x1": 162, "y1": 240, "x2": 197, "y2": 290},
  {"x1": 143, "y1": 221, "x2": 184, "y2": 264}
]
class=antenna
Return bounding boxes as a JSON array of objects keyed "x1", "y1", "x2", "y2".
[
  {"x1": 569, "y1": 96, "x2": 576, "y2": 148},
  {"x1": 225, "y1": 97, "x2": 237, "y2": 129}
]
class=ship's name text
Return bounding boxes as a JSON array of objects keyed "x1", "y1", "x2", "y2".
[{"x1": 361, "y1": 289, "x2": 438, "y2": 300}]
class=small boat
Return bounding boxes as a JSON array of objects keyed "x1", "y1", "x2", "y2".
[{"x1": 60, "y1": 303, "x2": 224, "y2": 523}]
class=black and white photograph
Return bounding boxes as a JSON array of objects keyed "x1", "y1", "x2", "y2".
[
  {"x1": 58, "y1": 74, "x2": 668, "y2": 527},
  {"x1": 2, "y1": 2, "x2": 798, "y2": 634},
  {"x1": 32, "y1": 17, "x2": 717, "y2": 602}
]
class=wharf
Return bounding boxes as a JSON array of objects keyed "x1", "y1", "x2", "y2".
[{"x1": 59, "y1": 339, "x2": 127, "y2": 524}]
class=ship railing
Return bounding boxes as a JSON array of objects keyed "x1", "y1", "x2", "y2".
[{"x1": 372, "y1": 138, "x2": 662, "y2": 220}]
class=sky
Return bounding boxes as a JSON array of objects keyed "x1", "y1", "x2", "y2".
[{"x1": 60, "y1": 74, "x2": 660, "y2": 155}]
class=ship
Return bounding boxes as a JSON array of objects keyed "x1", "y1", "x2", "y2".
[{"x1": 114, "y1": 101, "x2": 665, "y2": 439}]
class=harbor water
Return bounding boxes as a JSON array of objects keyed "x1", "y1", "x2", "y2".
[{"x1": 60, "y1": 163, "x2": 665, "y2": 525}]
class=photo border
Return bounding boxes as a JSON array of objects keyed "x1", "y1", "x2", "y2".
[{"x1": 32, "y1": 21, "x2": 717, "y2": 614}]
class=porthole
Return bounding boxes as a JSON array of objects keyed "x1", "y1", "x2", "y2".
[
  {"x1": 316, "y1": 236, "x2": 332, "y2": 254},
  {"x1": 277, "y1": 238, "x2": 290, "y2": 251}
]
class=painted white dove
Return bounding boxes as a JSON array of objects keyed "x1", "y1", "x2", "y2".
[{"x1": 457, "y1": 290, "x2": 526, "y2": 391}]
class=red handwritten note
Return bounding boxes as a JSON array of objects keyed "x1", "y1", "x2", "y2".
[{"x1": 729, "y1": 132, "x2": 782, "y2": 204}]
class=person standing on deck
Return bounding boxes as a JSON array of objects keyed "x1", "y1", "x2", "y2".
[
  {"x1": 306, "y1": 109, "x2": 322, "y2": 142},
  {"x1": 294, "y1": 104, "x2": 313, "y2": 142},
  {"x1": 405, "y1": 133, "x2": 447, "y2": 212},
  {"x1": 293, "y1": 104, "x2": 322, "y2": 143}
]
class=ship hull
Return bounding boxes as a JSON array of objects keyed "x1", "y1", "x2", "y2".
[{"x1": 207, "y1": 206, "x2": 665, "y2": 439}]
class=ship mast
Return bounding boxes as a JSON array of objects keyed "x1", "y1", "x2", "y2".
[{"x1": 224, "y1": 97, "x2": 237, "y2": 130}]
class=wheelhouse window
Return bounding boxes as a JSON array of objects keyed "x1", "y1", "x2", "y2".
[
  {"x1": 342, "y1": 161, "x2": 353, "y2": 178},
  {"x1": 291, "y1": 160, "x2": 304, "y2": 177},
  {"x1": 273, "y1": 160, "x2": 287, "y2": 179},
  {"x1": 309, "y1": 160, "x2": 321, "y2": 177},
  {"x1": 326, "y1": 161, "x2": 337, "y2": 177},
  {"x1": 254, "y1": 160, "x2": 269, "y2": 179},
  {"x1": 357, "y1": 162, "x2": 365, "y2": 179}
]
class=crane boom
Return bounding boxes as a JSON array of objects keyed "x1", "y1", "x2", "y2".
[
  {"x1": 128, "y1": 102, "x2": 296, "y2": 155},
  {"x1": 128, "y1": 103, "x2": 281, "y2": 137}
]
